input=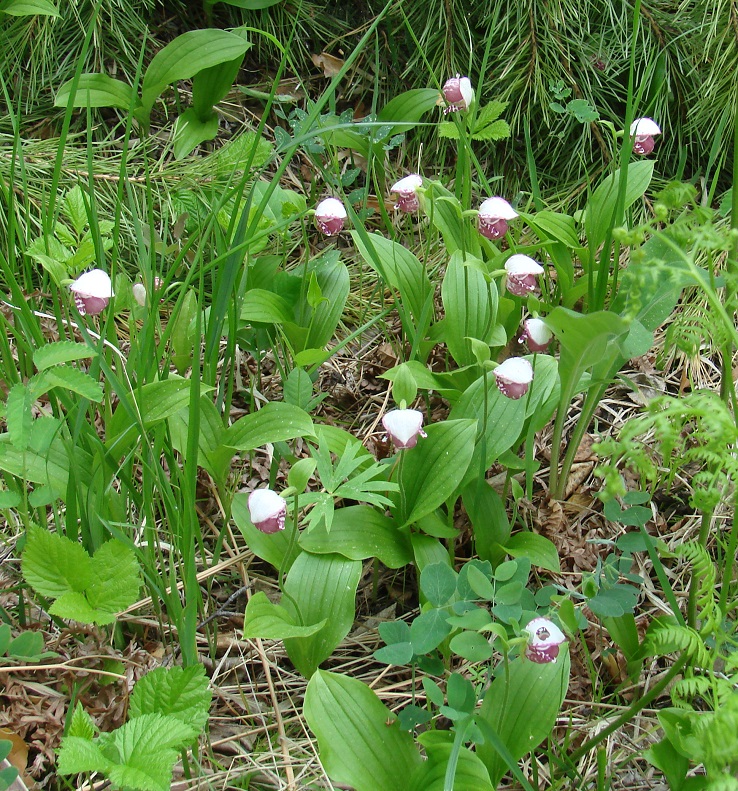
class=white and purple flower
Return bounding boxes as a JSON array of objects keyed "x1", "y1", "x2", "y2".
[
  {"x1": 478, "y1": 197, "x2": 518, "y2": 240},
  {"x1": 629, "y1": 117, "x2": 661, "y2": 156},
  {"x1": 248, "y1": 488, "x2": 287, "y2": 534},
  {"x1": 504, "y1": 254, "x2": 544, "y2": 297},
  {"x1": 493, "y1": 357, "x2": 533, "y2": 400},
  {"x1": 442, "y1": 75, "x2": 474, "y2": 114},
  {"x1": 382, "y1": 409, "x2": 427, "y2": 450},
  {"x1": 520, "y1": 318, "x2": 553, "y2": 353},
  {"x1": 391, "y1": 175, "x2": 423, "y2": 213},
  {"x1": 524, "y1": 617, "x2": 566, "y2": 664},
  {"x1": 69, "y1": 269, "x2": 113, "y2": 316},
  {"x1": 315, "y1": 198, "x2": 347, "y2": 236}
]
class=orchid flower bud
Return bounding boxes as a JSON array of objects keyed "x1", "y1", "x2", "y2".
[
  {"x1": 494, "y1": 357, "x2": 533, "y2": 400},
  {"x1": 132, "y1": 283, "x2": 147, "y2": 307},
  {"x1": 69, "y1": 269, "x2": 114, "y2": 316},
  {"x1": 247, "y1": 488, "x2": 287, "y2": 534},
  {"x1": 524, "y1": 617, "x2": 566, "y2": 664},
  {"x1": 520, "y1": 318, "x2": 553, "y2": 353},
  {"x1": 315, "y1": 198, "x2": 347, "y2": 236},
  {"x1": 391, "y1": 175, "x2": 423, "y2": 213},
  {"x1": 382, "y1": 409, "x2": 427, "y2": 450},
  {"x1": 504, "y1": 254, "x2": 544, "y2": 297},
  {"x1": 442, "y1": 75, "x2": 474, "y2": 113},
  {"x1": 629, "y1": 117, "x2": 661, "y2": 155},
  {"x1": 478, "y1": 197, "x2": 519, "y2": 240}
]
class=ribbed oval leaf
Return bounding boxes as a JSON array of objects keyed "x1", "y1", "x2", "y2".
[
  {"x1": 397, "y1": 419, "x2": 477, "y2": 527},
  {"x1": 299, "y1": 505, "x2": 411, "y2": 568},
  {"x1": 305, "y1": 670, "x2": 422, "y2": 791},
  {"x1": 226, "y1": 402, "x2": 315, "y2": 450},
  {"x1": 282, "y1": 552, "x2": 361, "y2": 677},
  {"x1": 141, "y1": 29, "x2": 251, "y2": 116},
  {"x1": 55, "y1": 74, "x2": 135, "y2": 109}
]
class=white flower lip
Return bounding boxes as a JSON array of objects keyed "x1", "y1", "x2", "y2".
[
  {"x1": 391, "y1": 175, "x2": 423, "y2": 195},
  {"x1": 505, "y1": 254, "x2": 544, "y2": 277},
  {"x1": 69, "y1": 269, "x2": 114, "y2": 298},
  {"x1": 382, "y1": 409, "x2": 426, "y2": 449},
  {"x1": 526, "y1": 616, "x2": 565, "y2": 645},
  {"x1": 524, "y1": 318, "x2": 553, "y2": 346},
  {"x1": 495, "y1": 357, "x2": 534, "y2": 385},
  {"x1": 248, "y1": 488, "x2": 286, "y2": 523},
  {"x1": 629, "y1": 117, "x2": 661, "y2": 137},
  {"x1": 315, "y1": 197, "x2": 347, "y2": 219},
  {"x1": 459, "y1": 77, "x2": 474, "y2": 109},
  {"x1": 479, "y1": 197, "x2": 518, "y2": 220}
]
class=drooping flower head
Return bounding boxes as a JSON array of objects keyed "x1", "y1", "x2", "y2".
[
  {"x1": 248, "y1": 488, "x2": 287, "y2": 534},
  {"x1": 504, "y1": 254, "x2": 544, "y2": 297},
  {"x1": 391, "y1": 175, "x2": 423, "y2": 213},
  {"x1": 494, "y1": 357, "x2": 533, "y2": 400},
  {"x1": 132, "y1": 276, "x2": 164, "y2": 307},
  {"x1": 382, "y1": 409, "x2": 427, "y2": 450},
  {"x1": 69, "y1": 269, "x2": 114, "y2": 316},
  {"x1": 315, "y1": 198, "x2": 347, "y2": 236},
  {"x1": 520, "y1": 318, "x2": 553, "y2": 353},
  {"x1": 629, "y1": 117, "x2": 661, "y2": 156},
  {"x1": 524, "y1": 617, "x2": 566, "y2": 664},
  {"x1": 478, "y1": 197, "x2": 518, "y2": 240},
  {"x1": 442, "y1": 75, "x2": 474, "y2": 114}
]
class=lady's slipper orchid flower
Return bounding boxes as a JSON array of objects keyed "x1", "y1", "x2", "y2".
[
  {"x1": 629, "y1": 117, "x2": 661, "y2": 155},
  {"x1": 442, "y1": 75, "x2": 474, "y2": 113},
  {"x1": 132, "y1": 276, "x2": 164, "y2": 307},
  {"x1": 520, "y1": 317, "x2": 553, "y2": 353},
  {"x1": 494, "y1": 357, "x2": 533, "y2": 400},
  {"x1": 391, "y1": 175, "x2": 423, "y2": 213},
  {"x1": 382, "y1": 409, "x2": 427, "y2": 450},
  {"x1": 248, "y1": 488, "x2": 287, "y2": 534},
  {"x1": 478, "y1": 197, "x2": 518, "y2": 240},
  {"x1": 69, "y1": 269, "x2": 113, "y2": 316},
  {"x1": 315, "y1": 198, "x2": 347, "y2": 236},
  {"x1": 504, "y1": 254, "x2": 544, "y2": 297},
  {"x1": 524, "y1": 617, "x2": 566, "y2": 664}
]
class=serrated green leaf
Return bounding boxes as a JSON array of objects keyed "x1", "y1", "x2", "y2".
[
  {"x1": 243, "y1": 591, "x2": 327, "y2": 639},
  {"x1": 472, "y1": 119, "x2": 510, "y2": 141},
  {"x1": 103, "y1": 713, "x2": 199, "y2": 791},
  {"x1": 22, "y1": 525, "x2": 92, "y2": 599},
  {"x1": 305, "y1": 670, "x2": 423, "y2": 791},
  {"x1": 129, "y1": 666, "x2": 211, "y2": 731},
  {"x1": 5, "y1": 383, "x2": 32, "y2": 450},
  {"x1": 34, "y1": 341, "x2": 97, "y2": 371},
  {"x1": 69, "y1": 702, "x2": 96, "y2": 740},
  {"x1": 50, "y1": 591, "x2": 111, "y2": 624},
  {"x1": 57, "y1": 736, "x2": 110, "y2": 775},
  {"x1": 41, "y1": 366, "x2": 103, "y2": 402},
  {"x1": 438, "y1": 121, "x2": 460, "y2": 139},
  {"x1": 86, "y1": 540, "x2": 141, "y2": 615},
  {"x1": 476, "y1": 100, "x2": 507, "y2": 126}
]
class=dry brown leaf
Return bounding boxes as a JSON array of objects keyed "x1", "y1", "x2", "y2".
[{"x1": 311, "y1": 52, "x2": 344, "y2": 78}]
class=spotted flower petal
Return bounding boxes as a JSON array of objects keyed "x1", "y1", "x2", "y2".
[
  {"x1": 478, "y1": 197, "x2": 518, "y2": 240},
  {"x1": 504, "y1": 254, "x2": 544, "y2": 297},
  {"x1": 524, "y1": 617, "x2": 566, "y2": 664},
  {"x1": 315, "y1": 198, "x2": 347, "y2": 236},
  {"x1": 69, "y1": 269, "x2": 114, "y2": 316},
  {"x1": 494, "y1": 357, "x2": 534, "y2": 400}
]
